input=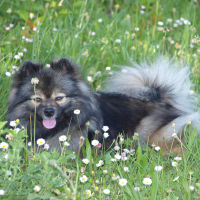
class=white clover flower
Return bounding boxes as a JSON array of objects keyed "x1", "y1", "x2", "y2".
[
  {"x1": 75, "y1": 34, "x2": 78, "y2": 38},
  {"x1": 173, "y1": 176, "x2": 179, "y2": 181},
  {"x1": 0, "y1": 189, "x2": 5, "y2": 195},
  {"x1": 85, "y1": 189, "x2": 91, "y2": 195},
  {"x1": 53, "y1": 28, "x2": 57, "y2": 31},
  {"x1": 172, "y1": 162, "x2": 178, "y2": 167},
  {"x1": 9, "y1": 120, "x2": 16, "y2": 127},
  {"x1": 157, "y1": 21, "x2": 164, "y2": 26},
  {"x1": 174, "y1": 157, "x2": 182, "y2": 161},
  {"x1": 114, "y1": 145, "x2": 120, "y2": 151},
  {"x1": 115, "y1": 39, "x2": 121, "y2": 43},
  {"x1": 32, "y1": 27, "x2": 37, "y2": 31},
  {"x1": 154, "y1": 146, "x2": 160, "y2": 151},
  {"x1": 102, "y1": 126, "x2": 109, "y2": 132},
  {"x1": 142, "y1": 177, "x2": 152, "y2": 185},
  {"x1": 173, "y1": 23, "x2": 178, "y2": 28},
  {"x1": 9, "y1": 24, "x2": 14, "y2": 28},
  {"x1": 134, "y1": 187, "x2": 140, "y2": 191},
  {"x1": 91, "y1": 139, "x2": 99, "y2": 146},
  {"x1": 189, "y1": 185, "x2": 194, "y2": 190},
  {"x1": 28, "y1": 142, "x2": 31, "y2": 146},
  {"x1": 141, "y1": 5, "x2": 145, "y2": 9},
  {"x1": 0, "y1": 142, "x2": 9, "y2": 150},
  {"x1": 59, "y1": 135, "x2": 67, "y2": 142},
  {"x1": 82, "y1": 158, "x2": 89, "y2": 164},
  {"x1": 6, "y1": 170, "x2": 12, "y2": 176},
  {"x1": 64, "y1": 141, "x2": 70, "y2": 146},
  {"x1": 119, "y1": 137, "x2": 124, "y2": 143},
  {"x1": 14, "y1": 128, "x2": 21, "y2": 134},
  {"x1": 122, "y1": 156, "x2": 127, "y2": 161},
  {"x1": 46, "y1": 64, "x2": 50, "y2": 68},
  {"x1": 140, "y1": 10, "x2": 145, "y2": 14},
  {"x1": 80, "y1": 175, "x2": 88, "y2": 182},
  {"x1": 124, "y1": 166, "x2": 129, "y2": 172},
  {"x1": 103, "y1": 132, "x2": 109, "y2": 138},
  {"x1": 91, "y1": 31, "x2": 96, "y2": 36},
  {"x1": 154, "y1": 166, "x2": 162, "y2": 171},
  {"x1": 14, "y1": 55, "x2": 20, "y2": 59},
  {"x1": 135, "y1": 27, "x2": 140, "y2": 31},
  {"x1": 125, "y1": 30, "x2": 129, "y2": 34},
  {"x1": 36, "y1": 138, "x2": 45, "y2": 146},
  {"x1": 123, "y1": 149, "x2": 130, "y2": 153},
  {"x1": 98, "y1": 18, "x2": 103, "y2": 23},
  {"x1": 74, "y1": 109, "x2": 80, "y2": 115},
  {"x1": 183, "y1": 20, "x2": 191, "y2": 25},
  {"x1": 103, "y1": 189, "x2": 110, "y2": 194},
  {"x1": 34, "y1": 185, "x2": 41, "y2": 192},
  {"x1": 106, "y1": 66, "x2": 111, "y2": 71},
  {"x1": 4, "y1": 154, "x2": 9, "y2": 160},
  {"x1": 172, "y1": 132, "x2": 177, "y2": 138},
  {"x1": 43, "y1": 144, "x2": 49, "y2": 150},
  {"x1": 115, "y1": 153, "x2": 121, "y2": 160},
  {"x1": 119, "y1": 178, "x2": 127, "y2": 186},
  {"x1": 23, "y1": 48, "x2": 27, "y2": 52}
]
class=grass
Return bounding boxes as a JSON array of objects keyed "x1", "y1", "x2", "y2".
[{"x1": 0, "y1": 0, "x2": 200, "y2": 199}]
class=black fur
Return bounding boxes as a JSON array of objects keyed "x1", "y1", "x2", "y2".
[{"x1": 6, "y1": 57, "x2": 195, "y2": 154}]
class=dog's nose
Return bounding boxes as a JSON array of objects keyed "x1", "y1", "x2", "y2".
[{"x1": 44, "y1": 108, "x2": 55, "y2": 117}]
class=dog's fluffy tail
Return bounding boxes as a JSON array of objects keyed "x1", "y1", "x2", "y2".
[{"x1": 106, "y1": 56, "x2": 197, "y2": 114}]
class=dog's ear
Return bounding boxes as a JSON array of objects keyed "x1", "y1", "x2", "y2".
[
  {"x1": 13, "y1": 61, "x2": 43, "y2": 85},
  {"x1": 51, "y1": 58, "x2": 78, "y2": 76},
  {"x1": 20, "y1": 61, "x2": 43, "y2": 78}
]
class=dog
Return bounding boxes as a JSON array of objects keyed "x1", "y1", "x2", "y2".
[{"x1": 6, "y1": 57, "x2": 199, "y2": 154}]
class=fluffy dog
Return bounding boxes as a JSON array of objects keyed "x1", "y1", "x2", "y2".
[{"x1": 6, "y1": 57, "x2": 199, "y2": 154}]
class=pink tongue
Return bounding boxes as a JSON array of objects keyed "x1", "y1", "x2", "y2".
[{"x1": 43, "y1": 118, "x2": 56, "y2": 129}]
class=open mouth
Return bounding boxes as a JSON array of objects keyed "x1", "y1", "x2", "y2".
[{"x1": 42, "y1": 118, "x2": 56, "y2": 129}]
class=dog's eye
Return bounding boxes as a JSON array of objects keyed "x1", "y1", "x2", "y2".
[
  {"x1": 55, "y1": 96, "x2": 64, "y2": 101},
  {"x1": 33, "y1": 97, "x2": 42, "y2": 103}
]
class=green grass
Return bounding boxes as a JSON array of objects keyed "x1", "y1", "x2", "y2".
[{"x1": 0, "y1": 0, "x2": 200, "y2": 199}]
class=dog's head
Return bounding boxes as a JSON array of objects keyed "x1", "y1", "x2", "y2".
[{"x1": 7, "y1": 58, "x2": 93, "y2": 132}]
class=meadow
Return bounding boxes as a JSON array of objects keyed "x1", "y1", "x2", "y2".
[{"x1": 0, "y1": 0, "x2": 200, "y2": 199}]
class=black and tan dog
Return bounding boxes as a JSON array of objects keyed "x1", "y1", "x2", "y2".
[{"x1": 7, "y1": 57, "x2": 199, "y2": 154}]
